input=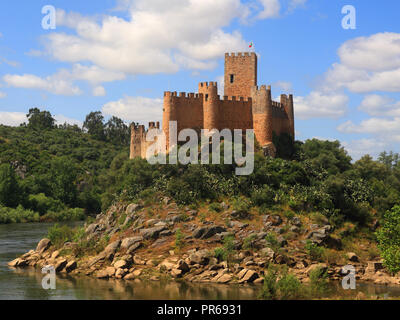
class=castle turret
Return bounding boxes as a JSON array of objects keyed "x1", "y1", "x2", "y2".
[
  {"x1": 163, "y1": 91, "x2": 178, "y2": 152},
  {"x1": 199, "y1": 82, "x2": 219, "y2": 131},
  {"x1": 281, "y1": 94, "x2": 295, "y2": 139},
  {"x1": 130, "y1": 124, "x2": 146, "y2": 159},
  {"x1": 225, "y1": 52, "x2": 257, "y2": 98},
  {"x1": 251, "y1": 85, "x2": 273, "y2": 147}
]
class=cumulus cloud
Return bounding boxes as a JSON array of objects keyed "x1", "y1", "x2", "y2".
[
  {"x1": 43, "y1": 1, "x2": 250, "y2": 75},
  {"x1": 0, "y1": 111, "x2": 82, "y2": 127},
  {"x1": 102, "y1": 96, "x2": 163, "y2": 123},
  {"x1": 358, "y1": 94, "x2": 400, "y2": 117},
  {"x1": 337, "y1": 117, "x2": 400, "y2": 136},
  {"x1": 257, "y1": 0, "x2": 281, "y2": 19},
  {"x1": 3, "y1": 64, "x2": 125, "y2": 96},
  {"x1": 322, "y1": 33, "x2": 400, "y2": 93},
  {"x1": 3, "y1": 73, "x2": 82, "y2": 96},
  {"x1": 294, "y1": 91, "x2": 349, "y2": 120},
  {"x1": 0, "y1": 112, "x2": 26, "y2": 126},
  {"x1": 342, "y1": 138, "x2": 390, "y2": 160}
]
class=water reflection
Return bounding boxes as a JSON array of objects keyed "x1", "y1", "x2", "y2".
[{"x1": 8, "y1": 267, "x2": 259, "y2": 300}]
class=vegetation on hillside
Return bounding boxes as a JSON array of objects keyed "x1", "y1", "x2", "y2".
[{"x1": 0, "y1": 108, "x2": 129, "y2": 223}]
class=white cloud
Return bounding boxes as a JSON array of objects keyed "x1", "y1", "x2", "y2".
[
  {"x1": 358, "y1": 94, "x2": 400, "y2": 117},
  {"x1": 257, "y1": 0, "x2": 281, "y2": 19},
  {"x1": 273, "y1": 81, "x2": 293, "y2": 92},
  {"x1": 322, "y1": 32, "x2": 400, "y2": 93},
  {"x1": 102, "y1": 96, "x2": 163, "y2": 123},
  {"x1": 289, "y1": 0, "x2": 307, "y2": 11},
  {"x1": 54, "y1": 114, "x2": 83, "y2": 127},
  {"x1": 337, "y1": 117, "x2": 400, "y2": 136},
  {"x1": 93, "y1": 86, "x2": 106, "y2": 97},
  {"x1": 294, "y1": 91, "x2": 348, "y2": 120},
  {"x1": 0, "y1": 111, "x2": 82, "y2": 127},
  {"x1": 342, "y1": 138, "x2": 389, "y2": 160},
  {"x1": 0, "y1": 112, "x2": 26, "y2": 126},
  {"x1": 3, "y1": 64, "x2": 124, "y2": 96},
  {"x1": 0, "y1": 92, "x2": 6, "y2": 98},
  {"x1": 44, "y1": 2, "x2": 250, "y2": 75},
  {"x1": 3, "y1": 73, "x2": 82, "y2": 96}
]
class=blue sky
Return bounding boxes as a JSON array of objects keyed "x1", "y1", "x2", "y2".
[{"x1": 0, "y1": 0, "x2": 399, "y2": 159}]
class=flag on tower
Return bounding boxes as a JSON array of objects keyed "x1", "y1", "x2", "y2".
[{"x1": 249, "y1": 41, "x2": 254, "y2": 48}]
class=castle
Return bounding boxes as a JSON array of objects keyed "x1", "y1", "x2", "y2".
[{"x1": 130, "y1": 52, "x2": 295, "y2": 159}]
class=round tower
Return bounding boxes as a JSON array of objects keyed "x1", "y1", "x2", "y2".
[
  {"x1": 251, "y1": 85, "x2": 273, "y2": 146},
  {"x1": 163, "y1": 91, "x2": 177, "y2": 152},
  {"x1": 199, "y1": 82, "x2": 219, "y2": 131}
]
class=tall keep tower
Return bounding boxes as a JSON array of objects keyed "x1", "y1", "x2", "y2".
[{"x1": 224, "y1": 52, "x2": 257, "y2": 98}]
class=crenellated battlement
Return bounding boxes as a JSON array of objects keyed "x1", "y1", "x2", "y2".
[
  {"x1": 199, "y1": 81, "x2": 218, "y2": 89},
  {"x1": 131, "y1": 52, "x2": 294, "y2": 159},
  {"x1": 225, "y1": 52, "x2": 255, "y2": 58}
]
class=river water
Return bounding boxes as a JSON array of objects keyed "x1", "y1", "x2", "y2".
[{"x1": 1, "y1": 222, "x2": 400, "y2": 300}]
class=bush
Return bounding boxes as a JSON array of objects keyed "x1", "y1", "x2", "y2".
[
  {"x1": 259, "y1": 265, "x2": 303, "y2": 300},
  {"x1": 209, "y1": 202, "x2": 222, "y2": 213},
  {"x1": 308, "y1": 266, "x2": 330, "y2": 297},
  {"x1": 44, "y1": 208, "x2": 85, "y2": 222},
  {"x1": 28, "y1": 193, "x2": 64, "y2": 215},
  {"x1": 0, "y1": 205, "x2": 39, "y2": 224},
  {"x1": 376, "y1": 205, "x2": 400, "y2": 274},
  {"x1": 305, "y1": 240, "x2": 325, "y2": 262},
  {"x1": 174, "y1": 228, "x2": 184, "y2": 250},
  {"x1": 47, "y1": 224, "x2": 75, "y2": 248},
  {"x1": 251, "y1": 185, "x2": 275, "y2": 207}
]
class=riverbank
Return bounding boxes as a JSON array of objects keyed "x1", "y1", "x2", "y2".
[{"x1": 8, "y1": 198, "x2": 400, "y2": 299}]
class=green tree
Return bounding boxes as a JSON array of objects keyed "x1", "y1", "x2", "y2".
[
  {"x1": 376, "y1": 205, "x2": 400, "y2": 274},
  {"x1": 105, "y1": 116, "x2": 130, "y2": 145},
  {"x1": 26, "y1": 108, "x2": 55, "y2": 130},
  {"x1": 49, "y1": 157, "x2": 78, "y2": 206},
  {"x1": 83, "y1": 111, "x2": 106, "y2": 141},
  {"x1": 0, "y1": 164, "x2": 20, "y2": 207}
]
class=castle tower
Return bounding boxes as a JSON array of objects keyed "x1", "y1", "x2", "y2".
[
  {"x1": 199, "y1": 82, "x2": 219, "y2": 131},
  {"x1": 251, "y1": 85, "x2": 273, "y2": 147},
  {"x1": 281, "y1": 94, "x2": 295, "y2": 139},
  {"x1": 130, "y1": 124, "x2": 146, "y2": 159},
  {"x1": 224, "y1": 52, "x2": 257, "y2": 98},
  {"x1": 162, "y1": 91, "x2": 178, "y2": 152}
]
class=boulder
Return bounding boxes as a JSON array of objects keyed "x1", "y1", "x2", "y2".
[
  {"x1": 291, "y1": 217, "x2": 302, "y2": 227},
  {"x1": 140, "y1": 226, "x2": 167, "y2": 240},
  {"x1": 55, "y1": 259, "x2": 68, "y2": 272},
  {"x1": 217, "y1": 273, "x2": 233, "y2": 284},
  {"x1": 189, "y1": 249, "x2": 210, "y2": 265},
  {"x1": 271, "y1": 215, "x2": 282, "y2": 226},
  {"x1": 65, "y1": 260, "x2": 77, "y2": 273},
  {"x1": 121, "y1": 237, "x2": 143, "y2": 249},
  {"x1": 96, "y1": 267, "x2": 116, "y2": 279},
  {"x1": 114, "y1": 260, "x2": 128, "y2": 269},
  {"x1": 171, "y1": 268, "x2": 183, "y2": 278},
  {"x1": 126, "y1": 203, "x2": 143, "y2": 214},
  {"x1": 127, "y1": 242, "x2": 142, "y2": 254},
  {"x1": 8, "y1": 258, "x2": 27, "y2": 268},
  {"x1": 192, "y1": 226, "x2": 226, "y2": 239},
  {"x1": 230, "y1": 210, "x2": 250, "y2": 220},
  {"x1": 260, "y1": 247, "x2": 275, "y2": 260},
  {"x1": 104, "y1": 240, "x2": 121, "y2": 255},
  {"x1": 239, "y1": 269, "x2": 259, "y2": 283},
  {"x1": 346, "y1": 252, "x2": 359, "y2": 262},
  {"x1": 36, "y1": 239, "x2": 51, "y2": 253}
]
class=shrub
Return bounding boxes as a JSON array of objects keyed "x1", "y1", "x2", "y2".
[
  {"x1": 305, "y1": 240, "x2": 325, "y2": 262},
  {"x1": 47, "y1": 224, "x2": 75, "y2": 248},
  {"x1": 209, "y1": 202, "x2": 222, "y2": 213},
  {"x1": 308, "y1": 266, "x2": 330, "y2": 297},
  {"x1": 376, "y1": 205, "x2": 400, "y2": 274},
  {"x1": 251, "y1": 185, "x2": 275, "y2": 207},
  {"x1": 259, "y1": 265, "x2": 303, "y2": 300},
  {"x1": 265, "y1": 232, "x2": 280, "y2": 252},
  {"x1": 174, "y1": 228, "x2": 184, "y2": 250},
  {"x1": 243, "y1": 234, "x2": 257, "y2": 251},
  {"x1": 232, "y1": 197, "x2": 251, "y2": 214}
]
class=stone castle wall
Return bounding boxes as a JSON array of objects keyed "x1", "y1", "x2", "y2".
[{"x1": 130, "y1": 52, "x2": 295, "y2": 159}]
